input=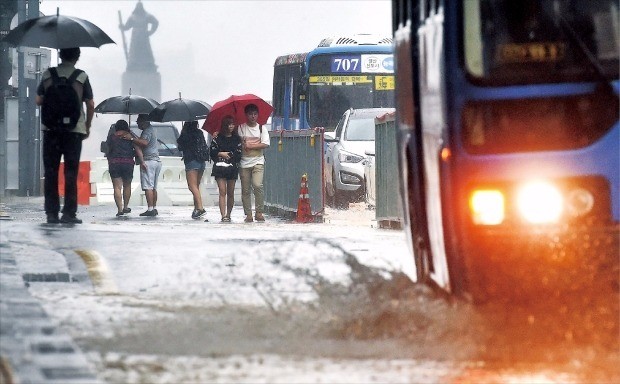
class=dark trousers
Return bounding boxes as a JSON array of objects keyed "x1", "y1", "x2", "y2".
[{"x1": 43, "y1": 131, "x2": 83, "y2": 217}]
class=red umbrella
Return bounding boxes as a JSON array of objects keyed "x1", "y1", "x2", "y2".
[{"x1": 202, "y1": 94, "x2": 273, "y2": 135}]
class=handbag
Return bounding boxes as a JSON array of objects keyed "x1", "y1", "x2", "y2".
[{"x1": 100, "y1": 141, "x2": 109, "y2": 156}]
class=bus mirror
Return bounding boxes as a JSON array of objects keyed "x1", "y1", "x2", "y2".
[{"x1": 298, "y1": 77, "x2": 308, "y2": 97}]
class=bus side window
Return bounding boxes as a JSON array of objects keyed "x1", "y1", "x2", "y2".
[
  {"x1": 290, "y1": 64, "x2": 302, "y2": 118},
  {"x1": 273, "y1": 66, "x2": 286, "y2": 116}
]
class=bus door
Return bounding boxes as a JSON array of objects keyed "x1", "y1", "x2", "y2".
[{"x1": 418, "y1": 5, "x2": 452, "y2": 292}]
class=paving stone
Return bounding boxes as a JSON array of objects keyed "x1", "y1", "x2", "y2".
[{"x1": 0, "y1": 242, "x2": 102, "y2": 384}]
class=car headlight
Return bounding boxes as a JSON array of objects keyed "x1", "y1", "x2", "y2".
[
  {"x1": 338, "y1": 150, "x2": 364, "y2": 163},
  {"x1": 516, "y1": 181, "x2": 563, "y2": 224},
  {"x1": 470, "y1": 189, "x2": 505, "y2": 225}
]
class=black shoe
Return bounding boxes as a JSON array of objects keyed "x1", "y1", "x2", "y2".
[
  {"x1": 195, "y1": 209, "x2": 206, "y2": 219},
  {"x1": 153, "y1": 208, "x2": 158, "y2": 216},
  {"x1": 116, "y1": 212, "x2": 125, "y2": 217},
  {"x1": 122, "y1": 207, "x2": 131, "y2": 213},
  {"x1": 46, "y1": 214, "x2": 60, "y2": 224},
  {"x1": 139, "y1": 210, "x2": 156, "y2": 217},
  {"x1": 60, "y1": 215, "x2": 82, "y2": 224}
]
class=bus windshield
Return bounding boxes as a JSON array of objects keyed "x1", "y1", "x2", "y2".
[
  {"x1": 307, "y1": 54, "x2": 394, "y2": 131},
  {"x1": 464, "y1": 0, "x2": 619, "y2": 85}
]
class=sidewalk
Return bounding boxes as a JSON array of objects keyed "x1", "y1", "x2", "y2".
[{"x1": 0, "y1": 201, "x2": 102, "y2": 384}]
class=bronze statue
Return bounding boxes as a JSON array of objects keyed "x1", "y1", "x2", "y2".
[{"x1": 119, "y1": 1, "x2": 158, "y2": 71}]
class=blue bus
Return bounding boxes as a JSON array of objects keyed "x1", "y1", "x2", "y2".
[
  {"x1": 271, "y1": 34, "x2": 395, "y2": 132},
  {"x1": 393, "y1": 1, "x2": 619, "y2": 302}
]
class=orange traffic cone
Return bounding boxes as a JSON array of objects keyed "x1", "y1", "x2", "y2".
[{"x1": 296, "y1": 174, "x2": 312, "y2": 223}]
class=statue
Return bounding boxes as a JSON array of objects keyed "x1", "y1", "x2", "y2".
[{"x1": 119, "y1": 1, "x2": 158, "y2": 71}]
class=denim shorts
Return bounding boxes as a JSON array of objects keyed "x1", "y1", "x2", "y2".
[{"x1": 185, "y1": 160, "x2": 206, "y2": 171}]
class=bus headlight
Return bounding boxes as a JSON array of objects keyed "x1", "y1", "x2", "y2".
[
  {"x1": 516, "y1": 181, "x2": 563, "y2": 224},
  {"x1": 565, "y1": 188, "x2": 595, "y2": 218},
  {"x1": 470, "y1": 190, "x2": 505, "y2": 225}
]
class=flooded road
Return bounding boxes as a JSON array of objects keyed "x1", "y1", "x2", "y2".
[{"x1": 2, "y1": 198, "x2": 618, "y2": 383}]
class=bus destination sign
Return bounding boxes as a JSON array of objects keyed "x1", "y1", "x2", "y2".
[
  {"x1": 497, "y1": 42, "x2": 566, "y2": 64},
  {"x1": 309, "y1": 75, "x2": 373, "y2": 85},
  {"x1": 331, "y1": 55, "x2": 394, "y2": 73}
]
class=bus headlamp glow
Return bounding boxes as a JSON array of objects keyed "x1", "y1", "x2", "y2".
[
  {"x1": 566, "y1": 188, "x2": 594, "y2": 217},
  {"x1": 516, "y1": 181, "x2": 563, "y2": 224},
  {"x1": 470, "y1": 190, "x2": 505, "y2": 225}
]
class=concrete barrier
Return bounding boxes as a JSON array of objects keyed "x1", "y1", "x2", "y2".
[
  {"x1": 90, "y1": 157, "x2": 199, "y2": 206},
  {"x1": 89, "y1": 157, "x2": 242, "y2": 207}
]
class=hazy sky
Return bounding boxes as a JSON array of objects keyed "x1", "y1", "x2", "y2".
[
  {"x1": 34, "y1": 0, "x2": 392, "y2": 157},
  {"x1": 37, "y1": 0, "x2": 392, "y2": 103}
]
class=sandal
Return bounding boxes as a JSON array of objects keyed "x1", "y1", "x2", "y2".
[{"x1": 222, "y1": 217, "x2": 231, "y2": 222}]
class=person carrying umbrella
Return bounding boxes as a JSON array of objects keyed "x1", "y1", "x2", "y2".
[
  {"x1": 176, "y1": 121, "x2": 209, "y2": 220},
  {"x1": 105, "y1": 119, "x2": 136, "y2": 217},
  {"x1": 35, "y1": 47, "x2": 94, "y2": 224},
  {"x1": 238, "y1": 104, "x2": 270, "y2": 223}
]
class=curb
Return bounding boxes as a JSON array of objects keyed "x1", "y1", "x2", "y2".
[{"x1": 0, "y1": 207, "x2": 102, "y2": 384}]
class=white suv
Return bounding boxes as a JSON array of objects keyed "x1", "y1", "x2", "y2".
[{"x1": 324, "y1": 107, "x2": 395, "y2": 208}]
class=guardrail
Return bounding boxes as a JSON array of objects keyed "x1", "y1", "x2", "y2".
[
  {"x1": 374, "y1": 112, "x2": 403, "y2": 228},
  {"x1": 264, "y1": 129, "x2": 324, "y2": 221}
]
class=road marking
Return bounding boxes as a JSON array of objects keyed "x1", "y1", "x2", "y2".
[
  {"x1": 0, "y1": 356, "x2": 15, "y2": 384},
  {"x1": 74, "y1": 250, "x2": 119, "y2": 295}
]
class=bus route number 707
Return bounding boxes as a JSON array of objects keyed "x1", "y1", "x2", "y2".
[{"x1": 332, "y1": 56, "x2": 361, "y2": 73}]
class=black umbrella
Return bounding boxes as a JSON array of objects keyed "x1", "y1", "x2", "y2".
[
  {"x1": 147, "y1": 93, "x2": 211, "y2": 122},
  {"x1": 2, "y1": 12, "x2": 114, "y2": 49},
  {"x1": 95, "y1": 94, "x2": 159, "y2": 115}
]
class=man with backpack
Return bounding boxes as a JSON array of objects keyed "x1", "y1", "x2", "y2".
[{"x1": 35, "y1": 47, "x2": 94, "y2": 224}]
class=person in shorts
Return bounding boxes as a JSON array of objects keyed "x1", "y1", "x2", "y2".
[
  {"x1": 209, "y1": 116, "x2": 242, "y2": 222},
  {"x1": 177, "y1": 120, "x2": 208, "y2": 220},
  {"x1": 106, "y1": 119, "x2": 135, "y2": 216},
  {"x1": 132, "y1": 114, "x2": 162, "y2": 217}
]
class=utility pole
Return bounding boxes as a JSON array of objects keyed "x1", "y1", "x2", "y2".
[{"x1": 16, "y1": 0, "x2": 39, "y2": 196}]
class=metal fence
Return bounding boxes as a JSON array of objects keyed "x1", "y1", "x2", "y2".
[
  {"x1": 374, "y1": 112, "x2": 403, "y2": 228},
  {"x1": 264, "y1": 128, "x2": 324, "y2": 221}
]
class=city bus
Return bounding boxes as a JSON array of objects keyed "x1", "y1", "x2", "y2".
[
  {"x1": 271, "y1": 34, "x2": 395, "y2": 132},
  {"x1": 393, "y1": 0, "x2": 619, "y2": 302}
]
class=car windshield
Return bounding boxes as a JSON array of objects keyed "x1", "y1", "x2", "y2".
[
  {"x1": 131, "y1": 124, "x2": 180, "y2": 156},
  {"x1": 345, "y1": 118, "x2": 375, "y2": 141}
]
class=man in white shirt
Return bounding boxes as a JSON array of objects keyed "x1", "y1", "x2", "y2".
[{"x1": 238, "y1": 104, "x2": 270, "y2": 222}]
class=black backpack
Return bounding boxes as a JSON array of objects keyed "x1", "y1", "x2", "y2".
[{"x1": 41, "y1": 68, "x2": 83, "y2": 131}]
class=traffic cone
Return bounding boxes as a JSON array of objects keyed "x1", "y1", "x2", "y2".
[{"x1": 296, "y1": 174, "x2": 312, "y2": 223}]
